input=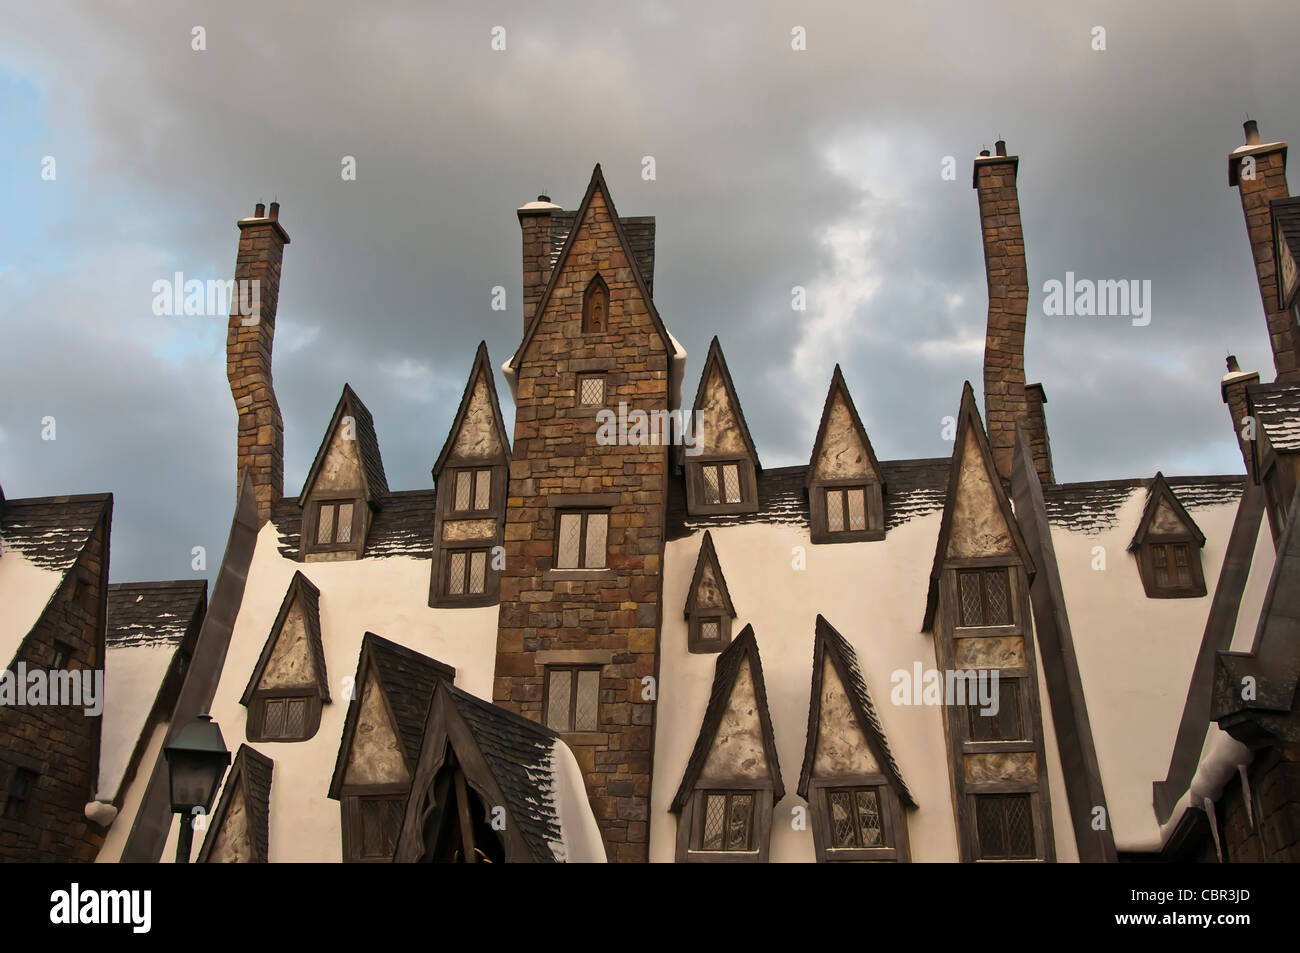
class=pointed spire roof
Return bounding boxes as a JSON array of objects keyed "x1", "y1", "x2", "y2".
[
  {"x1": 433, "y1": 341, "x2": 511, "y2": 476},
  {"x1": 196, "y1": 744, "x2": 273, "y2": 863},
  {"x1": 1129, "y1": 472, "x2": 1207, "y2": 551},
  {"x1": 806, "y1": 364, "x2": 883, "y2": 487},
  {"x1": 297, "y1": 383, "x2": 389, "y2": 508},
  {"x1": 690, "y1": 336, "x2": 761, "y2": 468},
  {"x1": 671, "y1": 625, "x2": 783, "y2": 811},
  {"x1": 240, "y1": 570, "x2": 330, "y2": 705},
  {"x1": 683, "y1": 530, "x2": 736, "y2": 619},
  {"x1": 797, "y1": 615, "x2": 914, "y2": 806},
  {"x1": 511, "y1": 164, "x2": 675, "y2": 370},
  {"x1": 922, "y1": 382, "x2": 1034, "y2": 632}
]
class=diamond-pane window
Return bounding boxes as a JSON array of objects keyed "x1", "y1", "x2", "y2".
[
  {"x1": 967, "y1": 679, "x2": 1022, "y2": 741},
  {"x1": 574, "y1": 669, "x2": 600, "y2": 731},
  {"x1": 474, "y1": 470, "x2": 492, "y2": 510},
  {"x1": 846, "y1": 488, "x2": 866, "y2": 531},
  {"x1": 700, "y1": 619, "x2": 720, "y2": 642},
  {"x1": 468, "y1": 551, "x2": 487, "y2": 594},
  {"x1": 723, "y1": 465, "x2": 741, "y2": 504},
  {"x1": 447, "y1": 552, "x2": 466, "y2": 595},
  {"x1": 454, "y1": 471, "x2": 472, "y2": 511},
  {"x1": 546, "y1": 670, "x2": 572, "y2": 730},
  {"x1": 702, "y1": 795, "x2": 726, "y2": 850},
  {"x1": 336, "y1": 502, "x2": 354, "y2": 543},
  {"x1": 826, "y1": 490, "x2": 845, "y2": 532},
  {"x1": 697, "y1": 791, "x2": 756, "y2": 852},
  {"x1": 264, "y1": 698, "x2": 287, "y2": 738},
  {"x1": 584, "y1": 513, "x2": 608, "y2": 569},
  {"x1": 702, "y1": 467, "x2": 721, "y2": 505},
  {"x1": 578, "y1": 374, "x2": 605, "y2": 406},
  {"x1": 825, "y1": 786, "x2": 887, "y2": 849},
  {"x1": 697, "y1": 461, "x2": 748, "y2": 508},
  {"x1": 444, "y1": 548, "x2": 490, "y2": 598},
  {"x1": 555, "y1": 510, "x2": 609, "y2": 570},
  {"x1": 974, "y1": 794, "x2": 1035, "y2": 859},
  {"x1": 317, "y1": 505, "x2": 335, "y2": 545},
  {"x1": 957, "y1": 568, "x2": 1013, "y2": 627},
  {"x1": 358, "y1": 796, "x2": 404, "y2": 860},
  {"x1": 545, "y1": 665, "x2": 602, "y2": 733}
]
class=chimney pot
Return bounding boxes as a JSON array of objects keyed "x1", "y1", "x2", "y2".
[
  {"x1": 537, "y1": 194, "x2": 551, "y2": 203},
  {"x1": 995, "y1": 140, "x2": 1007, "y2": 157},
  {"x1": 268, "y1": 201, "x2": 280, "y2": 220},
  {"x1": 1226, "y1": 355, "x2": 1241, "y2": 373},
  {"x1": 978, "y1": 149, "x2": 991, "y2": 157},
  {"x1": 1244, "y1": 119, "x2": 1261, "y2": 145},
  {"x1": 254, "y1": 202, "x2": 266, "y2": 217}
]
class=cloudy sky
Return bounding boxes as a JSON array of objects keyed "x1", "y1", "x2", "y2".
[{"x1": 2, "y1": 0, "x2": 1298, "y2": 584}]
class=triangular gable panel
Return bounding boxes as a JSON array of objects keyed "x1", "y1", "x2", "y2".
[
  {"x1": 807, "y1": 365, "x2": 883, "y2": 486},
  {"x1": 198, "y1": 744, "x2": 273, "y2": 863},
  {"x1": 240, "y1": 571, "x2": 329, "y2": 705},
  {"x1": 298, "y1": 384, "x2": 390, "y2": 508},
  {"x1": 684, "y1": 531, "x2": 736, "y2": 618},
  {"x1": 691, "y1": 337, "x2": 761, "y2": 467},
  {"x1": 433, "y1": 341, "x2": 511, "y2": 476},
  {"x1": 922, "y1": 382, "x2": 1034, "y2": 631},
  {"x1": 344, "y1": 668, "x2": 411, "y2": 787},
  {"x1": 671, "y1": 626, "x2": 783, "y2": 811},
  {"x1": 512, "y1": 164, "x2": 675, "y2": 372},
  {"x1": 1129, "y1": 472, "x2": 1207, "y2": 551},
  {"x1": 798, "y1": 616, "x2": 914, "y2": 804}
]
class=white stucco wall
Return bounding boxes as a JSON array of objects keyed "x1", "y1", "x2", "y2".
[
  {"x1": 0, "y1": 548, "x2": 64, "y2": 669},
  {"x1": 97, "y1": 642, "x2": 175, "y2": 799}
]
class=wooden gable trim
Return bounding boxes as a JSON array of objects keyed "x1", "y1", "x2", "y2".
[
  {"x1": 805, "y1": 364, "x2": 883, "y2": 488},
  {"x1": 297, "y1": 383, "x2": 385, "y2": 509},
  {"x1": 393, "y1": 684, "x2": 539, "y2": 863},
  {"x1": 327, "y1": 635, "x2": 409, "y2": 801},
  {"x1": 239, "y1": 570, "x2": 330, "y2": 706},
  {"x1": 922, "y1": 382, "x2": 1035, "y2": 632},
  {"x1": 196, "y1": 744, "x2": 273, "y2": 863},
  {"x1": 670, "y1": 625, "x2": 784, "y2": 812},
  {"x1": 1128, "y1": 472, "x2": 1208, "y2": 551},
  {"x1": 797, "y1": 614, "x2": 915, "y2": 806},
  {"x1": 432, "y1": 340, "x2": 512, "y2": 476},
  {"x1": 690, "y1": 336, "x2": 762, "y2": 469},
  {"x1": 510, "y1": 164, "x2": 675, "y2": 372},
  {"x1": 683, "y1": 531, "x2": 736, "y2": 619}
]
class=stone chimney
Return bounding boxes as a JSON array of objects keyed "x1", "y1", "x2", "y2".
[
  {"x1": 1229, "y1": 120, "x2": 1300, "y2": 382},
  {"x1": 1024, "y1": 383, "x2": 1055, "y2": 485},
  {"x1": 518, "y1": 193, "x2": 562, "y2": 332},
  {"x1": 974, "y1": 139, "x2": 1034, "y2": 481},
  {"x1": 226, "y1": 202, "x2": 289, "y2": 525},
  {"x1": 1222, "y1": 355, "x2": 1261, "y2": 476}
]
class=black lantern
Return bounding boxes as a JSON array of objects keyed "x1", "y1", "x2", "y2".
[{"x1": 163, "y1": 713, "x2": 230, "y2": 863}]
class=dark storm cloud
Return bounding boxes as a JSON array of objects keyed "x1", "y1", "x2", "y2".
[{"x1": 1, "y1": 0, "x2": 1297, "y2": 582}]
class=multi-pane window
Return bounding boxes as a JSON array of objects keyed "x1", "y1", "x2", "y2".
[
  {"x1": 3, "y1": 769, "x2": 36, "y2": 821},
  {"x1": 966, "y1": 679, "x2": 1023, "y2": 742},
  {"x1": 344, "y1": 794, "x2": 405, "y2": 862},
  {"x1": 825, "y1": 487, "x2": 868, "y2": 533},
  {"x1": 826, "y1": 787, "x2": 885, "y2": 848},
  {"x1": 451, "y1": 469, "x2": 492, "y2": 513},
  {"x1": 697, "y1": 791, "x2": 755, "y2": 852},
  {"x1": 545, "y1": 666, "x2": 601, "y2": 733},
  {"x1": 957, "y1": 568, "x2": 1012, "y2": 627},
  {"x1": 250, "y1": 692, "x2": 318, "y2": 742},
  {"x1": 315, "y1": 501, "x2": 355, "y2": 546},
  {"x1": 701, "y1": 462, "x2": 743, "y2": 505},
  {"x1": 446, "y1": 549, "x2": 489, "y2": 596},
  {"x1": 1149, "y1": 542, "x2": 1192, "y2": 592},
  {"x1": 555, "y1": 510, "x2": 609, "y2": 570},
  {"x1": 974, "y1": 794, "x2": 1036, "y2": 860},
  {"x1": 577, "y1": 374, "x2": 605, "y2": 407},
  {"x1": 698, "y1": 617, "x2": 722, "y2": 643}
]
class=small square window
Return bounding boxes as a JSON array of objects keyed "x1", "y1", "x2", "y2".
[
  {"x1": 699, "y1": 462, "x2": 745, "y2": 506},
  {"x1": 451, "y1": 469, "x2": 492, "y2": 514},
  {"x1": 966, "y1": 679, "x2": 1023, "y2": 741},
  {"x1": 974, "y1": 794, "x2": 1036, "y2": 860},
  {"x1": 50, "y1": 640, "x2": 75, "y2": 670},
  {"x1": 555, "y1": 510, "x2": 609, "y2": 570},
  {"x1": 314, "y1": 500, "x2": 358, "y2": 549},
  {"x1": 697, "y1": 791, "x2": 755, "y2": 851},
  {"x1": 957, "y1": 568, "x2": 1013, "y2": 627},
  {"x1": 251, "y1": 693, "x2": 318, "y2": 742},
  {"x1": 826, "y1": 787, "x2": 885, "y2": 848},
  {"x1": 445, "y1": 549, "x2": 489, "y2": 596},
  {"x1": 578, "y1": 374, "x2": 606, "y2": 406},
  {"x1": 545, "y1": 666, "x2": 602, "y2": 733}
]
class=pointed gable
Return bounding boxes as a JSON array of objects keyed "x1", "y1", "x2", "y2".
[
  {"x1": 923, "y1": 382, "x2": 1034, "y2": 631},
  {"x1": 198, "y1": 745, "x2": 273, "y2": 863},
  {"x1": 691, "y1": 337, "x2": 761, "y2": 466},
  {"x1": 329, "y1": 633, "x2": 454, "y2": 799},
  {"x1": 1129, "y1": 472, "x2": 1207, "y2": 551},
  {"x1": 671, "y1": 625, "x2": 783, "y2": 811},
  {"x1": 511, "y1": 164, "x2": 675, "y2": 372},
  {"x1": 807, "y1": 365, "x2": 883, "y2": 486},
  {"x1": 298, "y1": 383, "x2": 389, "y2": 508},
  {"x1": 241, "y1": 571, "x2": 329, "y2": 705},
  {"x1": 798, "y1": 616, "x2": 914, "y2": 805},
  {"x1": 433, "y1": 341, "x2": 511, "y2": 475},
  {"x1": 684, "y1": 531, "x2": 736, "y2": 619}
]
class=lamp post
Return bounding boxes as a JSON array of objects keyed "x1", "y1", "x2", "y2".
[{"x1": 163, "y1": 713, "x2": 231, "y2": 864}]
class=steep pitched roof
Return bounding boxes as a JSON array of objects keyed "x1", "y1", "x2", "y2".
[
  {"x1": 690, "y1": 336, "x2": 762, "y2": 468},
  {"x1": 197, "y1": 744, "x2": 273, "y2": 863},
  {"x1": 239, "y1": 571, "x2": 330, "y2": 705},
  {"x1": 1041, "y1": 476, "x2": 1243, "y2": 537},
  {"x1": 328, "y1": 632, "x2": 455, "y2": 798},
  {"x1": 106, "y1": 580, "x2": 207, "y2": 649},
  {"x1": 1247, "y1": 381, "x2": 1300, "y2": 459},
  {"x1": 1272, "y1": 195, "x2": 1300, "y2": 304},
  {"x1": 297, "y1": 383, "x2": 389, "y2": 508},
  {"x1": 1128, "y1": 471, "x2": 1207, "y2": 551},
  {"x1": 683, "y1": 530, "x2": 735, "y2": 618},
  {"x1": 512, "y1": 164, "x2": 675, "y2": 371},
  {"x1": 550, "y1": 211, "x2": 656, "y2": 294},
  {"x1": 922, "y1": 382, "x2": 1034, "y2": 632},
  {"x1": 797, "y1": 615, "x2": 915, "y2": 806},
  {"x1": 272, "y1": 489, "x2": 437, "y2": 560},
  {"x1": 671, "y1": 625, "x2": 784, "y2": 811},
  {"x1": 806, "y1": 364, "x2": 883, "y2": 487},
  {"x1": 433, "y1": 341, "x2": 512, "y2": 476}
]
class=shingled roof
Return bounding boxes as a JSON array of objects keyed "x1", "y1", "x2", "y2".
[
  {"x1": 297, "y1": 383, "x2": 390, "y2": 508},
  {"x1": 197, "y1": 744, "x2": 273, "y2": 863},
  {"x1": 106, "y1": 580, "x2": 207, "y2": 649},
  {"x1": 797, "y1": 615, "x2": 915, "y2": 806},
  {"x1": 1247, "y1": 381, "x2": 1300, "y2": 455},
  {"x1": 0, "y1": 492, "x2": 110, "y2": 572},
  {"x1": 272, "y1": 489, "x2": 436, "y2": 560},
  {"x1": 1041, "y1": 476, "x2": 1244, "y2": 536}
]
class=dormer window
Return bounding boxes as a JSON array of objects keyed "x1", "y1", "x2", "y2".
[
  {"x1": 1129, "y1": 473, "x2": 1207, "y2": 599},
  {"x1": 451, "y1": 468, "x2": 493, "y2": 514},
  {"x1": 956, "y1": 568, "x2": 1013, "y2": 627},
  {"x1": 314, "y1": 500, "x2": 358, "y2": 549},
  {"x1": 684, "y1": 531, "x2": 736, "y2": 654},
  {"x1": 700, "y1": 460, "x2": 743, "y2": 505},
  {"x1": 583, "y1": 274, "x2": 608, "y2": 333},
  {"x1": 807, "y1": 367, "x2": 886, "y2": 543},
  {"x1": 685, "y1": 339, "x2": 761, "y2": 517},
  {"x1": 241, "y1": 571, "x2": 330, "y2": 743}
]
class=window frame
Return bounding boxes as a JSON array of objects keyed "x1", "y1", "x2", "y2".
[
  {"x1": 552, "y1": 508, "x2": 611, "y2": 571},
  {"x1": 685, "y1": 456, "x2": 758, "y2": 516},
  {"x1": 340, "y1": 788, "x2": 408, "y2": 863},
  {"x1": 440, "y1": 546, "x2": 493, "y2": 599},
  {"x1": 576, "y1": 372, "x2": 607, "y2": 408},
  {"x1": 1136, "y1": 535, "x2": 1206, "y2": 598},
  {"x1": 807, "y1": 776, "x2": 908, "y2": 862},
  {"x1": 955, "y1": 567, "x2": 1015, "y2": 628},
  {"x1": 49, "y1": 640, "x2": 75, "y2": 671},
  {"x1": 306, "y1": 496, "x2": 364, "y2": 555},
  {"x1": 965, "y1": 677, "x2": 1025, "y2": 743},
  {"x1": 246, "y1": 687, "x2": 322, "y2": 743},
  {"x1": 445, "y1": 467, "x2": 494, "y2": 517},
  {"x1": 677, "y1": 782, "x2": 773, "y2": 863},
  {"x1": 542, "y1": 664, "x2": 603, "y2": 734},
  {"x1": 687, "y1": 612, "x2": 732, "y2": 654},
  {"x1": 810, "y1": 479, "x2": 885, "y2": 543},
  {"x1": 582, "y1": 273, "x2": 609, "y2": 334},
  {"x1": 972, "y1": 792, "x2": 1038, "y2": 861}
]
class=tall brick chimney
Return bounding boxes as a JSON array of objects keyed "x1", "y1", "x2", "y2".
[
  {"x1": 1023, "y1": 383, "x2": 1054, "y2": 485},
  {"x1": 1222, "y1": 355, "x2": 1260, "y2": 476},
  {"x1": 226, "y1": 202, "x2": 289, "y2": 525},
  {"x1": 518, "y1": 193, "x2": 562, "y2": 332},
  {"x1": 1229, "y1": 120, "x2": 1300, "y2": 382},
  {"x1": 974, "y1": 140, "x2": 1035, "y2": 481}
]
